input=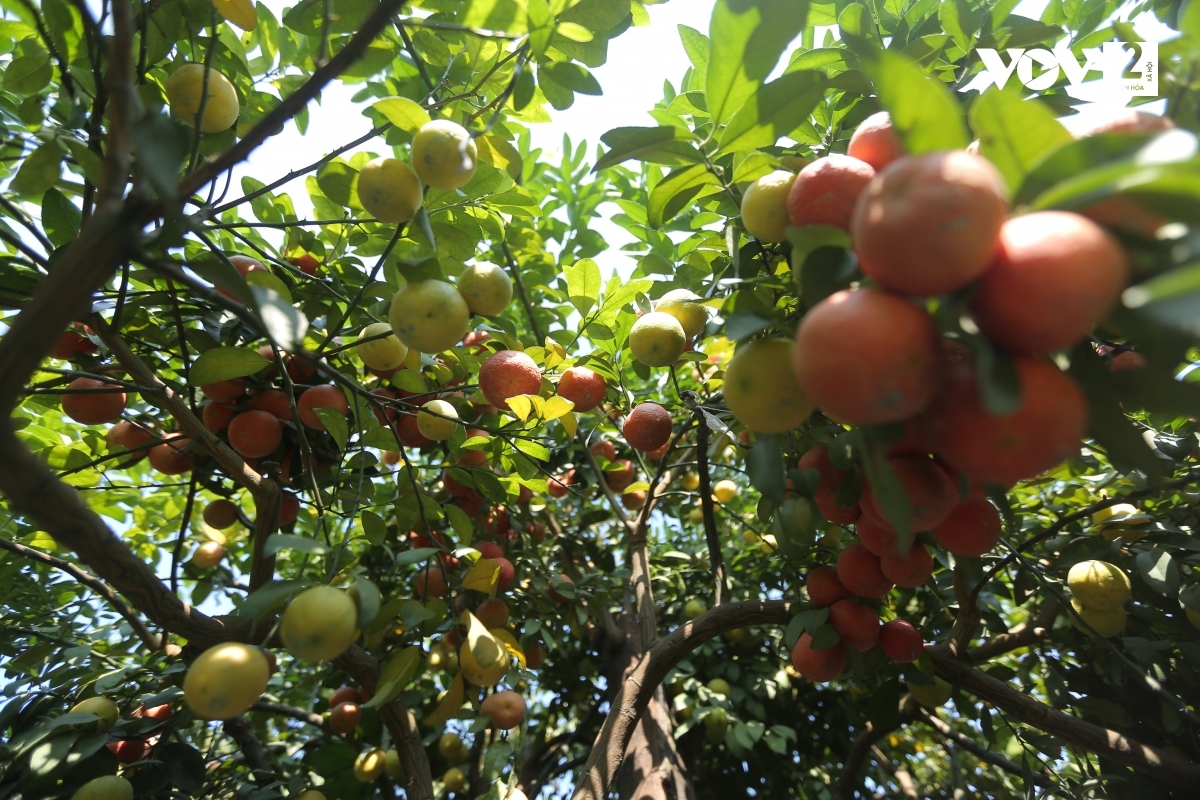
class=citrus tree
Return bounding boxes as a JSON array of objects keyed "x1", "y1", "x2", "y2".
[{"x1": 2, "y1": 0, "x2": 1200, "y2": 798}]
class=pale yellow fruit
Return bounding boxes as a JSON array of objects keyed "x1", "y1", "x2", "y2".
[
  {"x1": 167, "y1": 64, "x2": 240, "y2": 133},
  {"x1": 71, "y1": 776, "x2": 134, "y2": 800},
  {"x1": 906, "y1": 677, "x2": 952, "y2": 708},
  {"x1": 443, "y1": 767, "x2": 467, "y2": 792},
  {"x1": 459, "y1": 639, "x2": 508, "y2": 686},
  {"x1": 629, "y1": 311, "x2": 686, "y2": 367},
  {"x1": 384, "y1": 749, "x2": 405, "y2": 780},
  {"x1": 357, "y1": 322, "x2": 408, "y2": 371},
  {"x1": 295, "y1": 792, "x2": 326, "y2": 800},
  {"x1": 183, "y1": 642, "x2": 269, "y2": 719},
  {"x1": 687, "y1": 508, "x2": 704, "y2": 524},
  {"x1": 354, "y1": 748, "x2": 387, "y2": 782},
  {"x1": 1070, "y1": 597, "x2": 1126, "y2": 638},
  {"x1": 412, "y1": 120, "x2": 478, "y2": 191},
  {"x1": 68, "y1": 696, "x2": 119, "y2": 733},
  {"x1": 417, "y1": 399, "x2": 458, "y2": 441},
  {"x1": 191, "y1": 541, "x2": 226, "y2": 568},
  {"x1": 707, "y1": 677, "x2": 730, "y2": 697},
  {"x1": 438, "y1": 733, "x2": 466, "y2": 762},
  {"x1": 280, "y1": 585, "x2": 358, "y2": 662},
  {"x1": 681, "y1": 471, "x2": 700, "y2": 491},
  {"x1": 457, "y1": 262, "x2": 513, "y2": 316},
  {"x1": 1093, "y1": 503, "x2": 1149, "y2": 542},
  {"x1": 1067, "y1": 560, "x2": 1131, "y2": 611},
  {"x1": 357, "y1": 157, "x2": 423, "y2": 224},
  {"x1": 390, "y1": 280, "x2": 471, "y2": 354},
  {"x1": 656, "y1": 289, "x2": 707, "y2": 339},
  {"x1": 212, "y1": 0, "x2": 257, "y2": 30},
  {"x1": 683, "y1": 598, "x2": 707, "y2": 619},
  {"x1": 1092, "y1": 503, "x2": 1139, "y2": 526},
  {"x1": 741, "y1": 170, "x2": 795, "y2": 243},
  {"x1": 712, "y1": 479, "x2": 738, "y2": 503},
  {"x1": 724, "y1": 338, "x2": 814, "y2": 433}
]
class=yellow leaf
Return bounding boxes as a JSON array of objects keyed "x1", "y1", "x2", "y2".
[
  {"x1": 528, "y1": 395, "x2": 546, "y2": 419},
  {"x1": 425, "y1": 671, "x2": 464, "y2": 727},
  {"x1": 476, "y1": 135, "x2": 524, "y2": 181},
  {"x1": 491, "y1": 629, "x2": 526, "y2": 670},
  {"x1": 524, "y1": 346, "x2": 546, "y2": 363},
  {"x1": 542, "y1": 395, "x2": 574, "y2": 421},
  {"x1": 624, "y1": 481, "x2": 650, "y2": 494},
  {"x1": 462, "y1": 559, "x2": 501, "y2": 596},
  {"x1": 507, "y1": 394, "x2": 533, "y2": 422},
  {"x1": 462, "y1": 611, "x2": 505, "y2": 668},
  {"x1": 403, "y1": 348, "x2": 422, "y2": 370},
  {"x1": 559, "y1": 410, "x2": 577, "y2": 437},
  {"x1": 212, "y1": 0, "x2": 256, "y2": 30}
]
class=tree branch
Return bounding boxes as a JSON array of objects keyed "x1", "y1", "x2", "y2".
[
  {"x1": 694, "y1": 415, "x2": 727, "y2": 606},
  {"x1": 838, "y1": 698, "x2": 918, "y2": 800},
  {"x1": 251, "y1": 700, "x2": 326, "y2": 728},
  {"x1": 223, "y1": 716, "x2": 276, "y2": 788},
  {"x1": 918, "y1": 709, "x2": 1060, "y2": 792},
  {"x1": 966, "y1": 598, "x2": 1059, "y2": 663}
]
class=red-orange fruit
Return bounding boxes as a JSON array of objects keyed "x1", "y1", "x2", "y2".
[
  {"x1": 298, "y1": 385, "x2": 349, "y2": 430},
  {"x1": 880, "y1": 543, "x2": 934, "y2": 588},
  {"x1": 605, "y1": 459, "x2": 635, "y2": 491},
  {"x1": 848, "y1": 111, "x2": 906, "y2": 172},
  {"x1": 525, "y1": 641, "x2": 548, "y2": 669},
  {"x1": 926, "y1": 358, "x2": 1087, "y2": 487},
  {"x1": 106, "y1": 420, "x2": 153, "y2": 458},
  {"x1": 970, "y1": 211, "x2": 1129, "y2": 354},
  {"x1": 491, "y1": 557, "x2": 516, "y2": 592},
  {"x1": 828, "y1": 599, "x2": 880, "y2": 652},
  {"x1": 108, "y1": 739, "x2": 148, "y2": 764},
  {"x1": 279, "y1": 491, "x2": 300, "y2": 526},
  {"x1": 329, "y1": 702, "x2": 360, "y2": 734},
  {"x1": 249, "y1": 389, "x2": 294, "y2": 422},
  {"x1": 476, "y1": 541, "x2": 505, "y2": 560},
  {"x1": 227, "y1": 410, "x2": 283, "y2": 459},
  {"x1": 148, "y1": 434, "x2": 194, "y2": 474},
  {"x1": 797, "y1": 446, "x2": 860, "y2": 525},
  {"x1": 931, "y1": 496, "x2": 1003, "y2": 557},
  {"x1": 370, "y1": 388, "x2": 399, "y2": 425},
  {"x1": 458, "y1": 427, "x2": 490, "y2": 467},
  {"x1": 793, "y1": 288, "x2": 940, "y2": 425},
  {"x1": 217, "y1": 255, "x2": 266, "y2": 299},
  {"x1": 861, "y1": 457, "x2": 957, "y2": 532},
  {"x1": 855, "y1": 513, "x2": 901, "y2": 558},
  {"x1": 558, "y1": 366, "x2": 606, "y2": 413},
  {"x1": 624, "y1": 402, "x2": 672, "y2": 452},
  {"x1": 879, "y1": 619, "x2": 924, "y2": 663},
  {"x1": 203, "y1": 499, "x2": 240, "y2": 529},
  {"x1": 1109, "y1": 350, "x2": 1147, "y2": 372},
  {"x1": 397, "y1": 414, "x2": 431, "y2": 448},
  {"x1": 286, "y1": 355, "x2": 317, "y2": 383},
  {"x1": 547, "y1": 472, "x2": 572, "y2": 498},
  {"x1": 201, "y1": 380, "x2": 246, "y2": 403},
  {"x1": 475, "y1": 597, "x2": 509, "y2": 629},
  {"x1": 289, "y1": 253, "x2": 321, "y2": 275},
  {"x1": 1079, "y1": 109, "x2": 1175, "y2": 136},
  {"x1": 786, "y1": 154, "x2": 875, "y2": 231},
  {"x1": 806, "y1": 565, "x2": 849, "y2": 607},
  {"x1": 851, "y1": 151, "x2": 1008, "y2": 297},
  {"x1": 62, "y1": 377, "x2": 126, "y2": 425},
  {"x1": 645, "y1": 442, "x2": 670, "y2": 460},
  {"x1": 51, "y1": 330, "x2": 98, "y2": 360},
  {"x1": 329, "y1": 686, "x2": 357, "y2": 709},
  {"x1": 415, "y1": 565, "x2": 447, "y2": 598},
  {"x1": 622, "y1": 490, "x2": 647, "y2": 510},
  {"x1": 548, "y1": 574, "x2": 574, "y2": 604},
  {"x1": 790, "y1": 632, "x2": 846, "y2": 682},
  {"x1": 836, "y1": 542, "x2": 894, "y2": 598},
  {"x1": 202, "y1": 402, "x2": 237, "y2": 433},
  {"x1": 479, "y1": 350, "x2": 541, "y2": 411},
  {"x1": 589, "y1": 440, "x2": 617, "y2": 462},
  {"x1": 480, "y1": 690, "x2": 526, "y2": 730}
]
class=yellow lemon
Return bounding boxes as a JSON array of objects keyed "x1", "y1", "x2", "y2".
[
  {"x1": 357, "y1": 158, "x2": 423, "y2": 224},
  {"x1": 280, "y1": 585, "x2": 359, "y2": 662},
  {"x1": 1067, "y1": 560, "x2": 1131, "y2": 611},
  {"x1": 167, "y1": 64, "x2": 239, "y2": 132},
  {"x1": 68, "y1": 696, "x2": 119, "y2": 733},
  {"x1": 740, "y1": 170, "x2": 795, "y2": 243},
  {"x1": 390, "y1": 280, "x2": 471, "y2": 353},
  {"x1": 183, "y1": 642, "x2": 269, "y2": 720},
  {"x1": 629, "y1": 311, "x2": 686, "y2": 367},
  {"x1": 212, "y1": 0, "x2": 257, "y2": 30},
  {"x1": 712, "y1": 479, "x2": 738, "y2": 503},
  {"x1": 1069, "y1": 597, "x2": 1126, "y2": 638},
  {"x1": 656, "y1": 289, "x2": 708, "y2": 339},
  {"x1": 71, "y1": 776, "x2": 134, "y2": 800},
  {"x1": 354, "y1": 748, "x2": 387, "y2": 782},
  {"x1": 457, "y1": 262, "x2": 513, "y2": 316},
  {"x1": 723, "y1": 338, "x2": 814, "y2": 434},
  {"x1": 416, "y1": 399, "x2": 458, "y2": 441},
  {"x1": 357, "y1": 322, "x2": 408, "y2": 371},
  {"x1": 412, "y1": 120, "x2": 478, "y2": 191}
]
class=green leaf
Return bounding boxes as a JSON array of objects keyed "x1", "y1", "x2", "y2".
[
  {"x1": 3, "y1": 51, "x2": 52, "y2": 94},
  {"x1": 350, "y1": 577, "x2": 381, "y2": 627},
  {"x1": 858, "y1": 431, "x2": 911, "y2": 547},
  {"x1": 718, "y1": 70, "x2": 825, "y2": 156},
  {"x1": 245, "y1": 268, "x2": 293, "y2": 304},
  {"x1": 462, "y1": 0, "x2": 528, "y2": 33},
  {"x1": 315, "y1": 407, "x2": 349, "y2": 450},
  {"x1": 362, "y1": 646, "x2": 422, "y2": 708},
  {"x1": 865, "y1": 50, "x2": 970, "y2": 154},
  {"x1": 264, "y1": 534, "x2": 328, "y2": 556},
  {"x1": 189, "y1": 347, "x2": 271, "y2": 385},
  {"x1": 1137, "y1": 548, "x2": 1179, "y2": 598},
  {"x1": 707, "y1": 0, "x2": 809, "y2": 124},
  {"x1": 973, "y1": 338, "x2": 1021, "y2": 415},
  {"x1": 556, "y1": 22, "x2": 593, "y2": 42},
  {"x1": 40, "y1": 188, "x2": 80, "y2": 247},
  {"x1": 541, "y1": 61, "x2": 602, "y2": 95},
  {"x1": 746, "y1": 434, "x2": 785, "y2": 505},
  {"x1": 251, "y1": 286, "x2": 309, "y2": 352},
  {"x1": 362, "y1": 510, "x2": 387, "y2": 546},
  {"x1": 647, "y1": 164, "x2": 721, "y2": 229},
  {"x1": 131, "y1": 113, "x2": 188, "y2": 202},
  {"x1": 395, "y1": 547, "x2": 440, "y2": 566},
  {"x1": 445, "y1": 503, "x2": 474, "y2": 545},
  {"x1": 235, "y1": 579, "x2": 308, "y2": 619},
  {"x1": 372, "y1": 96, "x2": 431, "y2": 132},
  {"x1": 564, "y1": 258, "x2": 602, "y2": 315},
  {"x1": 316, "y1": 160, "x2": 358, "y2": 207},
  {"x1": 969, "y1": 89, "x2": 1072, "y2": 193},
  {"x1": 678, "y1": 24, "x2": 710, "y2": 74},
  {"x1": 11, "y1": 142, "x2": 63, "y2": 196},
  {"x1": 594, "y1": 126, "x2": 702, "y2": 172}
]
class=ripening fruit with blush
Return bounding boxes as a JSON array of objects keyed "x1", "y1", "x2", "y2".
[
  {"x1": 880, "y1": 543, "x2": 934, "y2": 588},
  {"x1": 475, "y1": 597, "x2": 509, "y2": 629},
  {"x1": 203, "y1": 499, "x2": 240, "y2": 529},
  {"x1": 828, "y1": 599, "x2": 880, "y2": 652},
  {"x1": 926, "y1": 357, "x2": 1087, "y2": 487},
  {"x1": 202, "y1": 380, "x2": 246, "y2": 403},
  {"x1": 227, "y1": 410, "x2": 283, "y2": 458},
  {"x1": 606, "y1": 459, "x2": 635, "y2": 491},
  {"x1": 280, "y1": 586, "x2": 358, "y2": 662},
  {"x1": 106, "y1": 420, "x2": 153, "y2": 459},
  {"x1": 149, "y1": 434, "x2": 194, "y2": 475},
  {"x1": 357, "y1": 157, "x2": 423, "y2": 224},
  {"x1": 298, "y1": 385, "x2": 349, "y2": 431},
  {"x1": 797, "y1": 446, "x2": 860, "y2": 524},
  {"x1": 786, "y1": 154, "x2": 875, "y2": 231},
  {"x1": 480, "y1": 350, "x2": 542, "y2": 410},
  {"x1": 457, "y1": 262, "x2": 513, "y2": 316},
  {"x1": 629, "y1": 311, "x2": 686, "y2": 367},
  {"x1": 481, "y1": 690, "x2": 526, "y2": 730},
  {"x1": 62, "y1": 378, "x2": 126, "y2": 425},
  {"x1": 329, "y1": 702, "x2": 361, "y2": 734},
  {"x1": 357, "y1": 322, "x2": 408, "y2": 371},
  {"x1": 51, "y1": 330, "x2": 97, "y2": 361},
  {"x1": 69, "y1": 696, "x2": 119, "y2": 733},
  {"x1": 192, "y1": 541, "x2": 226, "y2": 569},
  {"x1": 624, "y1": 402, "x2": 672, "y2": 452},
  {"x1": 390, "y1": 280, "x2": 471, "y2": 354},
  {"x1": 931, "y1": 496, "x2": 1003, "y2": 557},
  {"x1": 856, "y1": 513, "x2": 902, "y2": 558},
  {"x1": 412, "y1": 120, "x2": 478, "y2": 191},
  {"x1": 557, "y1": 366, "x2": 606, "y2": 412},
  {"x1": 417, "y1": 399, "x2": 458, "y2": 441},
  {"x1": 329, "y1": 686, "x2": 357, "y2": 709},
  {"x1": 806, "y1": 565, "x2": 849, "y2": 607},
  {"x1": 970, "y1": 211, "x2": 1129, "y2": 353},
  {"x1": 289, "y1": 253, "x2": 320, "y2": 275},
  {"x1": 848, "y1": 111, "x2": 906, "y2": 171},
  {"x1": 167, "y1": 63, "x2": 239, "y2": 132},
  {"x1": 861, "y1": 457, "x2": 957, "y2": 532},
  {"x1": 879, "y1": 619, "x2": 924, "y2": 663},
  {"x1": 249, "y1": 389, "x2": 293, "y2": 422},
  {"x1": 655, "y1": 289, "x2": 707, "y2": 339},
  {"x1": 416, "y1": 565, "x2": 447, "y2": 598},
  {"x1": 202, "y1": 402, "x2": 235, "y2": 432},
  {"x1": 837, "y1": 542, "x2": 894, "y2": 598},
  {"x1": 741, "y1": 170, "x2": 795, "y2": 243},
  {"x1": 1067, "y1": 560, "x2": 1130, "y2": 611},
  {"x1": 183, "y1": 642, "x2": 269, "y2": 719},
  {"x1": 71, "y1": 776, "x2": 134, "y2": 800},
  {"x1": 790, "y1": 632, "x2": 846, "y2": 682},
  {"x1": 793, "y1": 288, "x2": 939, "y2": 425},
  {"x1": 851, "y1": 150, "x2": 1008, "y2": 297},
  {"x1": 724, "y1": 338, "x2": 815, "y2": 433}
]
